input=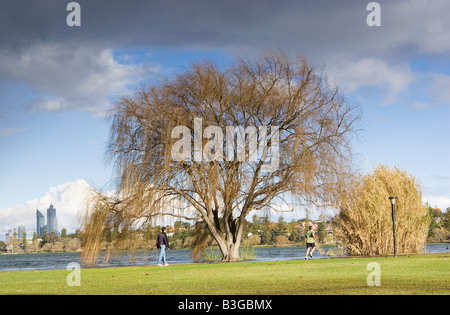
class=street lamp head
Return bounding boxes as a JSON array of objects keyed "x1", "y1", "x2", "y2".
[{"x1": 389, "y1": 196, "x2": 397, "y2": 205}]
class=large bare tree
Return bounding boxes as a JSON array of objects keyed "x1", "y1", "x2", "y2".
[{"x1": 82, "y1": 51, "x2": 359, "y2": 262}]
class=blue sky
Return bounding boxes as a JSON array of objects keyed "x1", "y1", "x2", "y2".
[{"x1": 1, "y1": 0, "x2": 450, "y2": 238}]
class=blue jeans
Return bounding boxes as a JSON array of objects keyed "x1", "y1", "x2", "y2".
[{"x1": 157, "y1": 245, "x2": 166, "y2": 265}]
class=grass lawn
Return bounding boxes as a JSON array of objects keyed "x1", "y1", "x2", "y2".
[{"x1": 0, "y1": 253, "x2": 448, "y2": 295}]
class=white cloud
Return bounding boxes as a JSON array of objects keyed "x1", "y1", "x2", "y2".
[
  {"x1": 0, "y1": 127, "x2": 26, "y2": 137},
  {"x1": 0, "y1": 44, "x2": 160, "y2": 115},
  {"x1": 412, "y1": 101, "x2": 432, "y2": 110},
  {"x1": 328, "y1": 58, "x2": 414, "y2": 104},
  {"x1": 423, "y1": 194, "x2": 450, "y2": 211},
  {"x1": 0, "y1": 179, "x2": 94, "y2": 239},
  {"x1": 408, "y1": 72, "x2": 450, "y2": 110}
]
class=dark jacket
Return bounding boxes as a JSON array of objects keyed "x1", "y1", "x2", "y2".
[{"x1": 156, "y1": 232, "x2": 169, "y2": 249}]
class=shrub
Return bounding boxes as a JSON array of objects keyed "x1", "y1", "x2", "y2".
[
  {"x1": 242, "y1": 235, "x2": 261, "y2": 246},
  {"x1": 334, "y1": 165, "x2": 430, "y2": 256},
  {"x1": 274, "y1": 235, "x2": 291, "y2": 246}
]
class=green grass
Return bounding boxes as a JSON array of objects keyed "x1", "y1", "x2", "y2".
[{"x1": 0, "y1": 253, "x2": 448, "y2": 295}]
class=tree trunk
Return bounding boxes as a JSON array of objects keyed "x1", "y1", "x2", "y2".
[
  {"x1": 206, "y1": 217, "x2": 243, "y2": 262},
  {"x1": 218, "y1": 241, "x2": 241, "y2": 262}
]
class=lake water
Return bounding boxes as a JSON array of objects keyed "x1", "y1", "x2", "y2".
[{"x1": 0, "y1": 243, "x2": 449, "y2": 272}]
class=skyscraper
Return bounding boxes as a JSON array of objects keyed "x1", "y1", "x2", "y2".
[
  {"x1": 36, "y1": 209, "x2": 45, "y2": 236},
  {"x1": 47, "y1": 204, "x2": 58, "y2": 234},
  {"x1": 5, "y1": 230, "x2": 13, "y2": 245},
  {"x1": 18, "y1": 226, "x2": 26, "y2": 240}
]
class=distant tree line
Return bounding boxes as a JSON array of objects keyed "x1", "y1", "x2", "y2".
[
  {"x1": 79, "y1": 215, "x2": 331, "y2": 255},
  {"x1": 427, "y1": 204, "x2": 450, "y2": 242},
  {"x1": 0, "y1": 229, "x2": 82, "y2": 253}
]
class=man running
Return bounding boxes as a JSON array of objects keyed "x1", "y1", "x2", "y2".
[{"x1": 305, "y1": 225, "x2": 317, "y2": 260}]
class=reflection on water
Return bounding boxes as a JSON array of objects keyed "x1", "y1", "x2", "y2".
[{"x1": 0, "y1": 243, "x2": 449, "y2": 271}]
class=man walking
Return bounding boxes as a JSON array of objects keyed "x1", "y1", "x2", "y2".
[
  {"x1": 156, "y1": 227, "x2": 170, "y2": 266},
  {"x1": 305, "y1": 225, "x2": 316, "y2": 260}
]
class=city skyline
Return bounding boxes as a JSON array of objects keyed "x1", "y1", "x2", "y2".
[
  {"x1": 0, "y1": 179, "x2": 89, "y2": 242},
  {"x1": 4, "y1": 203, "x2": 60, "y2": 243},
  {"x1": 36, "y1": 203, "x2": 59, "y2": 237}
]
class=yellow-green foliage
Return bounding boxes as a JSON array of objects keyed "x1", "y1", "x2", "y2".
[{"x1": 334, "y1": 165, "x2": 430, "y2": 256}]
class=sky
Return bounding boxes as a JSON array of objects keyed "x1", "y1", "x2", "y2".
[{"x1": 1, "y1": 0, "x2": 450, "y2": 239}]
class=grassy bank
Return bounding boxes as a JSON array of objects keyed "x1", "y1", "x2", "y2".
[{"x1": 0, "y1": 253, "x2": 448, "y2": 295}]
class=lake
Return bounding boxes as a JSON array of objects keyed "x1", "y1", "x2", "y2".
[{"x1": 0, "y1": 243, "x2": 449, "y2": 272}]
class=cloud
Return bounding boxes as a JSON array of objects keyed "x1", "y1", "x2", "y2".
[
  {"x1": 407, "y1": 72, "x2": 450, "y2": 110},
  {"x1": 2, "y1": 1, "x2": 450, "y2": 59},
  {"x1": 0, "y1": 179, "x2": 93, "y2": 238},
  {"x1": 384, "y1": 0, "x2": 450, "y2": 55},
  {"x1": 412, "y1": 101, "x2": 432, "y2": 110},
  {"x1": 428, "y1": 73, "x2": 450, "y2": 105},
  {"x1": 327, "y1": 58, "x2": 414, "y2": 104},
  {"x1": 432, "y1": 174, "x2": 450, "y2": 181},
  {"x1": 0, "y1": 127, "x2": 26, "y2": 137},
  {"x1": 423, "y1": 194, "x2": 450, "y2": 211},
  {"x1": 1, "y1": 0, "x2": 449, "y2": 116},
  {"x1": 327, "y1": 58, "x2": 450, "y2": 110},
  {"x1": 0, "y1": 44, "x2": 160, "y2": 115}
]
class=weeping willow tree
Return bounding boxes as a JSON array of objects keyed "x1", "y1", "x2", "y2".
[
  {"x1": 334, "y1": 165, "x2": 430, "y2": 256},
  {"x1": 81, "y1": 50, "x2": 359, "y2": 263}
]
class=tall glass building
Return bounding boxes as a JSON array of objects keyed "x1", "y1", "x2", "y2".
[
  {"x1": 36, "y1": 209, "x2": 45, "y2": 236},
  {"x1": 47, "y1": 204, "x2": 58, "y2": 234},
  {"x1": 18, "y1": 226, "x2": 26, "y2": 240}
]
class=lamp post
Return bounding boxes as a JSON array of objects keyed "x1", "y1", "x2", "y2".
[{"x1": 389, "y1": 197, "x2": 397, "y2": 257}]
